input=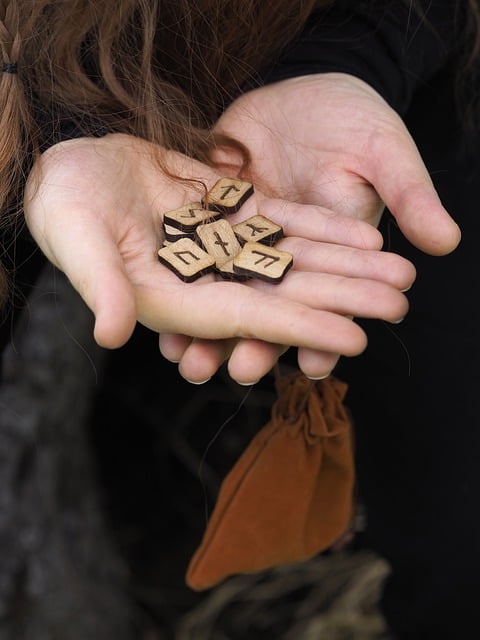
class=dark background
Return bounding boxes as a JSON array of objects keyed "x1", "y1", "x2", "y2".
[{"x1": 0, "y1": 266, "x2": 390, "y2": 640}]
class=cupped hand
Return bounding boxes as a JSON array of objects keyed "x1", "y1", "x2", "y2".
[
  {"x1": 215, "y1": 72, "x2": 461, "y2": 255},
  {"x1": 24, "y1": 133, "x2": 414, "y2": 383},
  {"x1": 191, "y1": 71, "x2": 461, "y2": 382}
]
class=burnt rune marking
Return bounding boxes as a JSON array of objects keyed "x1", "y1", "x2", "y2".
[
  {"x1": 213, "y1": 231, "x2": 232, "y2": 256},
  {"x1": 174, "y1": 250, "x2": 202, "y2": 265},
  {"x1": 246, "y1": 222, "x2": 269, "y2": 237},
  {"x1": 181, "y1": 207, "x2": 204, "y2": 219},
  {"x1": 251, "y1": 250, "x2": 280, "y2": 268},
  {"x1": 220, "y1": 184, "x2": 241, "y2": 200}
]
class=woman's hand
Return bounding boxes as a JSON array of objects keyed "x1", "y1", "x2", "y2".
[
  {"x1": 215, "y1": 72, "x2": 461, "y2": 254},
  {"x1": 24, "y1": 133, "x2": 414, "y2": 383}
]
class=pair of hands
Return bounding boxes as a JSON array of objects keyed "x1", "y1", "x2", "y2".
[{"x1": 24, "y1": 73, "x2": 460, "y2": 384}]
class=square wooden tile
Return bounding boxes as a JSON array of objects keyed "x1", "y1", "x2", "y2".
[
  {"x1": 163, "y1": 202, "x2": 221, "y2": 232},
  {"x1": 216, "y1": 258, "x2": 250, "y2": 281},
  {"x1": 158, "y1": 237, "x2": 216, "y2": 282},
  {"x1": 163, "y1": 222, "x2": 196, "y2": 243},
  {"x1": 202, "y1": 178, "x2": 254, "y2": 214},
  {"x1": 233, "y1": 241, "x2": 293, "y2": 283},
  {"x1": 233, "y1": 214, "x2": 284, "y2": 246},
  {"x1": 196, "y1": 219, "x2": 242, "y2": 268}
]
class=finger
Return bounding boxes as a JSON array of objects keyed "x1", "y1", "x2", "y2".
[
  {"x1": 363, "y1": 126, "x2": 461, "y2": 256},
  {"x1": 177, "y1": 338, "x2": 235, "y2": 383},
  {"x1": 277, "y1": 237, "x2": 416, "y2": 291},
  {"x1": 42, "y1": 220, "x2": 137, "y2": 348},
  {"x1": 135, "y1": 277, "x2": 368, "y2": 357},
  {"x1": 226, "y1": 340, "x2": 288, "y2": 385},
  {"x1": 227, "y1": 339, "x2": 340, "y2": 384},
  {"x1": 159, "y1": 333, "x2": 193, "y2": 362},
  {"x1": 296, "y1": 347, "x2": 341, "y2": 380},
  {"x1": 167, "y1": 334, "x2": 286, "y2": 385},
  {"x1": 228, "y1": 198, "x2": 385, "y2": 250},
  {"x1": 248, "y1": 271, "x2": 409, "y2": 324},
  {"x1": 92, "y1": 266, "x2": 137, "y2": 348}
]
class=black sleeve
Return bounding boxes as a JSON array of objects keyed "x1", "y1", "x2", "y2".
[
  {"x1": 259, "y1": 0, "x2": 467, "y2": 115},
  {"x1": 33, "y1": 102, "x2": 110, "y2": 153},
  {"x1": 32, "y1": 45, "x2": 110, "y2": 152}
]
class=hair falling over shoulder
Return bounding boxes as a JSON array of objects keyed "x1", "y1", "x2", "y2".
[
  {"x1": 0, "y1": 0, "x2": 330, "y2": 300},
  {"x1": 0, "y1": 0, "x2": 325, "y2": 217},
  {"x1": 1, "y1": 0, "x2": 480, "y2": 211},
  {"x1": 1, "y1": 0, "x2": 480, "y2": 295}
]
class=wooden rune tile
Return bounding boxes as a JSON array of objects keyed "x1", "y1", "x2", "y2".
[
  {"x1": 196, "y1": 219, "x2": 242, "y2": 268},
  {"x1": 216, "y1": 258, "x2": 250, "y2": 282},
  {"x1": 233, "y1": 241, "x2": 293, "y2": 284},
  {"x1": 233, "y1": 214, "x2": 284, "y2": 246},
  {"x1": 158, "y1": 237, "x2": 215, "y2": 282},
  {"x1": 163, "y1": 222, "x2": 196, "y2": 243},
  {"x1": 202, "y1": 178, "x2": 254, "y2": 214},
  {"x1": 163, "y1": 202, "x2": 221, "y2": 232}
]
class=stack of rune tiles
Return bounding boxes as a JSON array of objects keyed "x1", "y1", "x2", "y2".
[{"x1": 158, "y1": 178, "x2": 293, "y2": 284}]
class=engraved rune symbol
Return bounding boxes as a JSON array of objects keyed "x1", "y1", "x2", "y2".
[
  {"x1": 181, "y1": 207, "x2": 203, "y2": 219},
  {"x1": 246, "y1": 222, "x2": 269, "y2": 237},
  {"x1": 213, "y1": 232, "x2": 231, "y2": 256},
  {"x1": 174, "y1": 250, "x2": 201, "y2": 265},
  {"x1": 252, "y1": 250, "x2": 280, "y2": 268},
  {"x1": 220, "y1": 184, "x2": 240, "y2": 199}
]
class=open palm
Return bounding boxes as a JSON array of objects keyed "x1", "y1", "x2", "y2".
[
  {"x1": 216, "y1": 73, "x2": 461, "y2": 255},
  {"x1": 24, "y1": 132, "x2": 414, "y2": 383}
]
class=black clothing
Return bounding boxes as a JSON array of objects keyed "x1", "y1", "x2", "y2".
[
  {"x1": 262, "y1": 1, "x2": 480, "y2": 637},
  {"x1": 0, "y1": 225, "x2": 46, "y2": 356}
]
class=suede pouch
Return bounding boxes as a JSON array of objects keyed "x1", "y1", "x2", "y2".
[{"x1": 186, "y1": 369, "x2": 355, "y2": 591}]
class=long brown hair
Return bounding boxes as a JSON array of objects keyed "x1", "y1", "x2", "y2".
[
  {"x1": 3, "y1": 1, "x2": 480, "y2": 215},
  {"x1": 1, "y1": 1, "x2": 324, "y2": 214},
  {"x1": 1, "y1": 0, "x2": 480, "y2": 300},
  {"x1": 0, "y1": 0, "x2": 327, "y2": 299}
]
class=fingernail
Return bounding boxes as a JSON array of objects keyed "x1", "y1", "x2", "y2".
[
  {"x1": 237, "y1": 380, "x2": 259, "y2": 387},
  {"x1": 307, "y1": 372, "x2": 331, "y2": 381},
  {"x1": 184, "y1": 377, "x2": 211, "y2": 385}
]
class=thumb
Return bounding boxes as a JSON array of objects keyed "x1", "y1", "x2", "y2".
[
  {"x1": 367, "y1": 124, "x2": 461, "y2": 256},
  {"x1": 33, "y1": 220, "x2": 137, "y2": 349}
]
